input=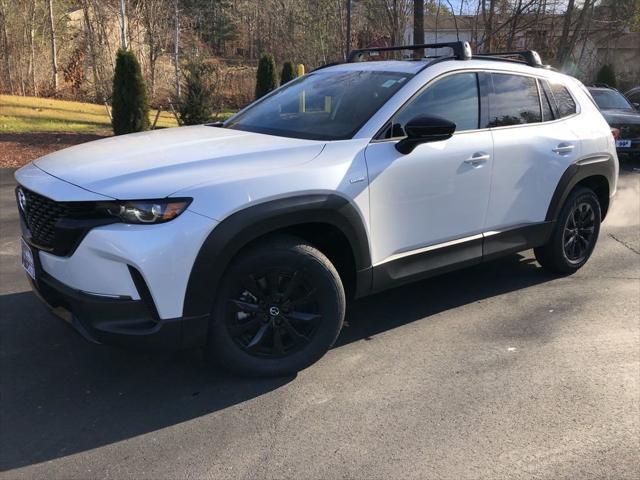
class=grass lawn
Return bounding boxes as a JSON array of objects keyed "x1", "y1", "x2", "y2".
[
  {"x1": 0, "y1": 95, "x2": 179, "y2": 134},
  {"x1": 0, "y1": 95, "x2": 237, "y2": 167}
]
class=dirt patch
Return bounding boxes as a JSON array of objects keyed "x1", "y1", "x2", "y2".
[{"x1": 0, "y1": 132, "x2": 108, "y2": 168}]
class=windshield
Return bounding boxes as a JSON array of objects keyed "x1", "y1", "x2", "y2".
[
  {"x1": 590, "y1": 90, "x2": 633, "y2": 110},
  {"x1": 225, "y1": 70, "x2": 413, "y2": 140}
]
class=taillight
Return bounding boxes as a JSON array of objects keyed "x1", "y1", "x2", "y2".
[{"x1": 611, "y1": 127, "x2": 620, "y2": 140}]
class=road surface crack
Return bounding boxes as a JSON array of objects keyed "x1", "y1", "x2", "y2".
[{"x1": 608, "y1": 233, "x2": 640, "y2": 255}]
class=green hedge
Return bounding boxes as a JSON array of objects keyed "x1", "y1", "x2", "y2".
[{"x1": 111, "y1": 49, "x2": 149, "y2": 135}]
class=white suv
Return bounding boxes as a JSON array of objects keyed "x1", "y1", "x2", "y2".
[{"x1": 16, "y1": 43, "x2": 618, "y2": 376}]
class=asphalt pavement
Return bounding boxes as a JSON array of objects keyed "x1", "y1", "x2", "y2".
[{"x1": 1, "y1": 163, "x2": 639, "y2": 479}]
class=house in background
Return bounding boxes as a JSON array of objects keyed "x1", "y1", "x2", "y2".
[{"x1": 406, "y1": 14, "x2": 639, "y2": 89}]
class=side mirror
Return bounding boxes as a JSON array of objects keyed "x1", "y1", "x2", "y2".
[
  {"x1": 395, "y1": 115, "x2": 456, "y2": 154},
  {"x1": 633, "y1": 102, "x2": 640, "y2": 111}
]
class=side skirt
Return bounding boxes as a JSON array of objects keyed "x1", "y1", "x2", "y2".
[{"x1": 371, "y1": 221, "x2": 554, "y2": 293}]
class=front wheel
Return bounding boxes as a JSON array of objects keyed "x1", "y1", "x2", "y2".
[
  {"x1": 535, "y1": 186, "x2": 601, "y2": 274},
  {"x1": 207, "y1": 236, "x2": 346, "y2": 377}
]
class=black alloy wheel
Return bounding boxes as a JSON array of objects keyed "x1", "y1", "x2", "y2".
[
  {"x1": 226, "y1": 269, "x2": 322, "y2": 358},
  {"x1": 534, "y1": 186, "x2": 601, "y2": 274},
  {"x1": 208, "y1": 236, "x2": 345, "y2": 377},
  {"x1": 562, "y1": 201, "x2": 596, "y2": 264}
]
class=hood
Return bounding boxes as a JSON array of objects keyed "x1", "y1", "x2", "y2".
[
  {"x1": 600, "y1": 109, "x2": 640, "y2": 125},
  {"x1": 34, "y1": 126, "x2": 325, "y2": 199}
]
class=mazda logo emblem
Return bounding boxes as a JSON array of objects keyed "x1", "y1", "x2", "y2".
[
  {"x1": 17, "y1": 188, "x2": 27, "y2": 212},
  {"x1": 269, "y1": 306, "x2": 280, "y2": 317}
]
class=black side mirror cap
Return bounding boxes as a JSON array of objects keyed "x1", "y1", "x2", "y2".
[{"x1": 395, "y1": 115, "x2": 456, "y2": 154}]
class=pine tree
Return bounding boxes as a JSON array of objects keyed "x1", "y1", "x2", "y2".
[
  {"x1": 111, "y1": 49, "x2": 150, "y2": 135},
  {"x1": 595, "y1": 64, "x2": 617, "y2": 88},
  {"x1": 179, "y1": 62, "x2": 214, "y2": 125},
  {"x1": 280, "y1": 61, "x2": 296, "y2": 85},
  {"x1": 255, "y1": 54, "x2": 278, "y2": 100}
]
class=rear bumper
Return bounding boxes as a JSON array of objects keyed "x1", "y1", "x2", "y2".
[
  {"x1": 28, "y1": 249, "x2": 208, "y2": 349},
  {"x1": 616, "y1": 139, "x2": 640, "y2": 156}
]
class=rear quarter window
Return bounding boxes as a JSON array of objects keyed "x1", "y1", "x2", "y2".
[{"x1": 549, "y1": 82, "x2": 577, "y2": 117}]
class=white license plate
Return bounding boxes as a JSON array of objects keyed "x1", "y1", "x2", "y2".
[
  {"x1": 616, "y1": 139, "x2": 632, "y2": 148},
  {"x1": 21, "y1": 238, "x2": 36, "y2": 280}
]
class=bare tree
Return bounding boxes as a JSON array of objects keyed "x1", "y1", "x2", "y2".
[
  {"x1": 141, "y1": 0, "x2": 171, "y2": 98},
  {"x1": 119, "y1": 0, "x2": 128, "y2": 49},
  {"x1": 414, "y1": 0, "x2": 424, "y2": 57},
  {"x1": 174, "y1": 0, "x2": 180, "y2": 99},
  {"x1": 0, "y1": 0, "x2": 13, "y2": 93},
  {"x1": 556, "y1": 0, "x2": 596, "y2": 67},
  {"x1": 46, "y1": 0, "x2": 58, "y2": 92}
]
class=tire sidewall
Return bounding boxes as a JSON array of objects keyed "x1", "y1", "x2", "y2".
[
  {"x1": 208, "y1": 242, "x2": 345, "y2": 376},
  {"x1": 556, "y1": 188, "x2": 601, "y2": 271}
]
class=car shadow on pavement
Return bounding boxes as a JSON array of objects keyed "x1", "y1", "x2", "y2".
[
  {"x1": 0, "y1": 253, "x2": 556, "y2": 471},
  {"x1": 337, "y1": 253, "x2": 555, "y2": 347}
]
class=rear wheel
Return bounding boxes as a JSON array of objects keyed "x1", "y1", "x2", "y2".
[
  {"x1": 207, "y1": 236, "x2": 345, "y2": 377},
  {"x1": 534, "y1": 186, "x2": 601, "y2": 274}
]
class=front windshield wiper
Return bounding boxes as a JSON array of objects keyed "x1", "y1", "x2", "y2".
[{"x1": 205, "y1": 121, "x2": 224, "y2": 127}]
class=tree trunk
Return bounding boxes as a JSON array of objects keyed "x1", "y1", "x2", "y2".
[
  {"x1": 149, "y1": 46, "x2": 156, "y2": 98},
  {"x1": 506, "y1": 0, "x2": 523, "y2": 50},
  {"x1": 556, "y1": 0, "x2": 575, "y2": 66},
  {"x1": 561, "y1": 0, "x2": 594, "y2": 68},
  {"x1": 28, "y1": 0, "x2": 36, "y2": 96},
  {"x1": 413, "y1": 0, "x2": 424, "y2": 58},
  {"x1": 119, "y1": 0, "x2": 128, "y2": 49},
  {"x1": 346, "y1": 0, "x2": 351, "y2": 59},
  {"x1": 81, "y1": 0, "x2": 102, "y2": 102},
  {"x1": 0, "y1": 0, "x2": 13, "y2": 93},
  {"x1": 47, "y1": 0, "x2": 58, "y2": 92},
  {"x1": 174, "y1": 0, "x2": 180, "y2": 99},
  {"x1": 480, "y1": 0, "x2": 496, "y2": 53}
]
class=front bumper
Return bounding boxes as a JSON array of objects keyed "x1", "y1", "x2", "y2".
[
  {"x1": 27, "y1": 244, "x2": 208, "y2": 349},
  {"x1": 15, "y1": 163, "x2": 219, "y2": 349}
]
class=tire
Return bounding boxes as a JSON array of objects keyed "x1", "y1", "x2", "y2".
[
  {"x1": 534, "y1": 186, "x2": 601, "y2": 274},
  {"x1": 207, "y1": 236, "x2": 346, "y2": 377}
]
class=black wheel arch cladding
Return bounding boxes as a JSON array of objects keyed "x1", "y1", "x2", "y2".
[
  {"x1": 182, "y1": 194, "x2": 372, "y2": 319},
  {"x1": 545, "y1": 155, "x2": 616, "y2": 223}
]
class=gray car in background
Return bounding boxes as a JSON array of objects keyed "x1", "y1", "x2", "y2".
[{"x1": 588, "y1": 86, "x2": 640, "y2": 158}]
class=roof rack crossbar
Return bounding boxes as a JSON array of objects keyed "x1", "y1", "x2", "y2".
[
  {"x1": 475, "y1": 50, "x2": 543, "y2": 67},
  {"x1": 348, "y1": 41, "x2": 472, "y2": 62}
]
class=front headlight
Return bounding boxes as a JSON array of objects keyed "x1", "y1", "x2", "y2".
[{"x1": 98, "y1": 198, "x2": 192, "y2": 224}]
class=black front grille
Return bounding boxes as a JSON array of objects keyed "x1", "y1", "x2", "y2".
[
  {"x1": 17, "y1": 187, "x2": 110, "y2": 255},
  {"x1": 19, "y1": 188, "x2": 67, "y2": 248}
]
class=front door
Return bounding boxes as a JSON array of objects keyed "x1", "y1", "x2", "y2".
[{"x1": 365, "y1": 72, "x2": 493, "y2": 269}]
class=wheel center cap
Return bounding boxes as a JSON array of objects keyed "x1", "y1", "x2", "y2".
[{"x1": 269, "y1": 306, "x2": 280, "y2": 317}]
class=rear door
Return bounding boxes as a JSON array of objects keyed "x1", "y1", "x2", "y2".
[{"x1": 484, "y1": 72, "x2": 581, "y2": 230}]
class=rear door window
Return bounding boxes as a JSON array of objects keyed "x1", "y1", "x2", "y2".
[{"x1": 487, "y1": 73, "x2": 542, "y2": 127}]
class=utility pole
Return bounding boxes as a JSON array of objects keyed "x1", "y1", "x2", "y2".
[
  {"x1": 119, "y1": 0, "x2": 128, "y2": 49},
  {"x1": 346, "y1": 0, "x2": 352, "y2": 60},
  {"x1": 47, "y1": 0, "x2": 58, "y2": 92},
  {"x1": 174, "y1": 0, "x2": 181, "y2": 99}
]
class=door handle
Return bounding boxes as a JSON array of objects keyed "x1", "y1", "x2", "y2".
[
  {"x1": 464, "y1": 152, "x2": 490, "y2": 166},
  {"x1": 552, "y1": 143, "x2": 575, "y2": 154}
]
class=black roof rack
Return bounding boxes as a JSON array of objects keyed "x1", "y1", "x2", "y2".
[
  {"x1": 475, "y1": 50, "x2": 545, "y2": 68},
  {"x1": 347, "y1": 41, "x2": 472, "y2": 62}
]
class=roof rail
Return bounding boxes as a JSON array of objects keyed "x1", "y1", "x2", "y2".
[
  {"x1": 475, "y1": 50, "x2": 544, "y2": 68},
  {"x1": 347, "y1": 41, "x2": 472, "y2": 63}
]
